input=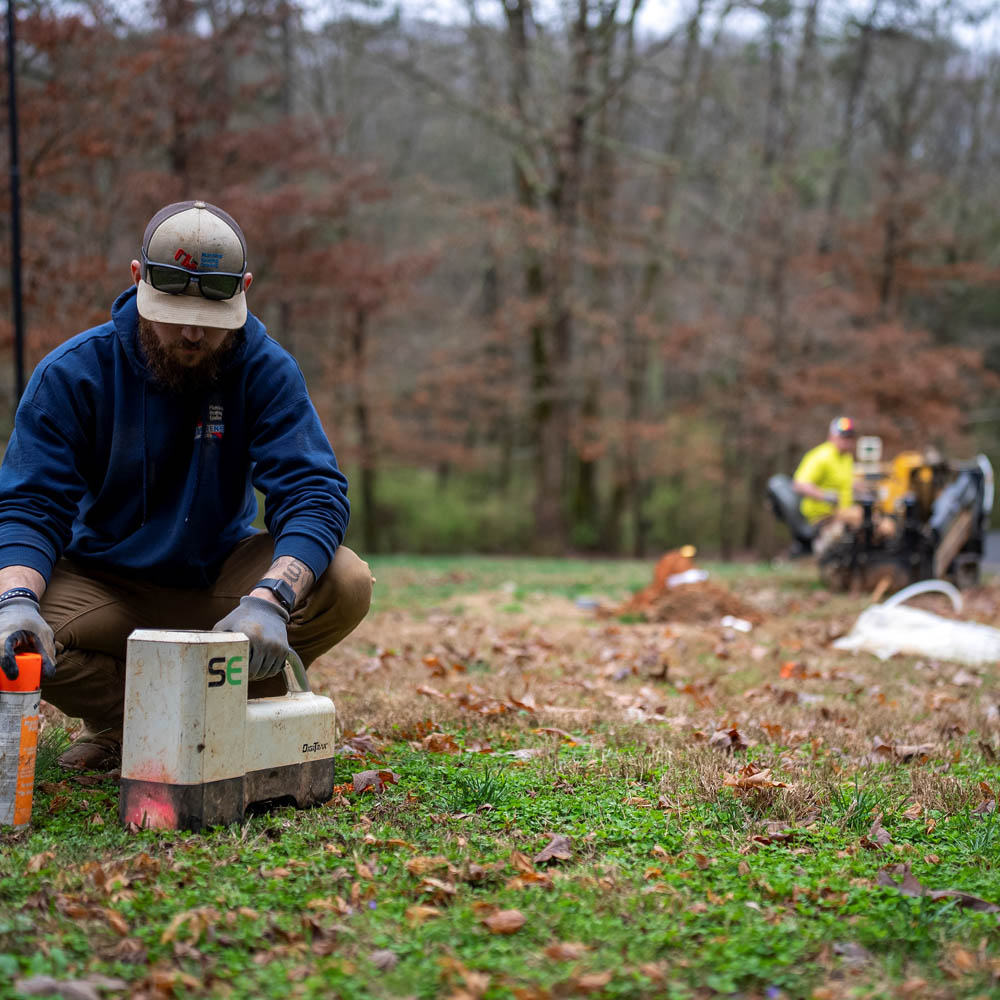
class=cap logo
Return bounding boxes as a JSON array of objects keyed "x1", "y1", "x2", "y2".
[{"x1": 174, "y1": 248, "x2": 200, "y2": 272}]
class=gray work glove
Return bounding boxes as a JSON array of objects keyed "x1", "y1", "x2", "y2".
[
  {"x1": 212, "y1": 596, "x2": 290, "y2": 680},
  {"x1": 0, "y1": 596, "x2": 56, "y2": 681}
]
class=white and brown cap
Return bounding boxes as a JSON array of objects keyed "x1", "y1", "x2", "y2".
[{"x1": 137, "y1": 200, "x2": 248, "y2": 328}]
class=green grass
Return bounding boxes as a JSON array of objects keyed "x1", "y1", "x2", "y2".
[
  {"x1": 3, "y1": 556, "x2": 1000, "y2": 999},
  {"x1": 364, "y1": 553, "x2": 791, "y2": 613},
  {"x1": 4, "y1": 745, "x2": 1000, "y2": 998}
]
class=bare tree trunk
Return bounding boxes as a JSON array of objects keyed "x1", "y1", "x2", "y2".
[
  {"x1": 351, "y1": 307, "x2": 379, "y2": 553},
  {"x1": 743, "y1": 0, "x2": 821, "y2": 551},
  {"x1": 818, "y1": 1, "x2": 880, "y2": 254},
  {"x1": 874, "y1": 46, "x2": 929, "y2": 316},
  {"x1": 572, "y1": 0, "x2": 622, "y2": 549},
  {"x1": 504, "y1": 0, "x2": 594, "y2": 553},
  {"x1": 160, "y1": 0, "x2": 197, "y2": 183},
  {"x1": 502, "y1": 0, "x2": 566, "y2": 551},
  {"x1": 605, "y1": 0, "x2": 720, "y2": 554}
]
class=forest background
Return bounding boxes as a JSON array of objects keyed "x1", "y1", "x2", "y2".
[{"x1": 2, "y1": 0, "x2": 1000, "y2": 559}]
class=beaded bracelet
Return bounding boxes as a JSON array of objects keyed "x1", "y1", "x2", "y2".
[{"x1": 0, "y1": 587, "x2": 39, "y2": 606}]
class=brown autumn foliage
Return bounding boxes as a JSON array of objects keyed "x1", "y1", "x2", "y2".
[{"x1": 2, "y1": 0, "x2": 999, "y2": 555}]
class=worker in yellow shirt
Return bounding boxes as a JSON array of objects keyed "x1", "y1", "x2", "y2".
[
  {"x1": 793, "y1": 416, "x2": 859, "y2": 555},
  {"x1": 794, "y1": 416, "x2": 857, "y2": 521}
]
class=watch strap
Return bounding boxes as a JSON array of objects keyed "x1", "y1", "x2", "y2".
[{"x1": 253, "y1": 577, "x2": 295, "y2": 613}]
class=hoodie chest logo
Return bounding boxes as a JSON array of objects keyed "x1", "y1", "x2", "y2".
[{"x1": 194, "y1": 404, "x2": 225, "y2": 441}]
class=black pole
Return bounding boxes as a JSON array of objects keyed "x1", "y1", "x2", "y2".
[{"x1": 5, "y1": 0, "x2": 25, "y2": 415}]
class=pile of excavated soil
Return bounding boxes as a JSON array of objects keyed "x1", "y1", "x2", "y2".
[
  {"x1": 622, "y1": 580, "x2": 764, "y2": 625},
  {"x1": 617, "y1": 548, "x2": 765, "y2": 625}
]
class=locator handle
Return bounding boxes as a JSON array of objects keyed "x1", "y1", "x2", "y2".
[{"x1": 282, "y1": 649, "x2": 310, "y2": 694}]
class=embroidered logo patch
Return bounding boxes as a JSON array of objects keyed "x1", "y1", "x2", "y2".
[{"x1": 194, "y1": 405, "x2": 225, "y2": 441}]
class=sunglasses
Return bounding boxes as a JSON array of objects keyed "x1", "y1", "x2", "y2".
[{"x1": 141, "y1": 249, "x2": 245, "y2": 301}]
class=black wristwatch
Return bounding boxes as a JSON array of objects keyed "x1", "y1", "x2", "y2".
[{"x1": 253, "y1": 578, "x2": 296, "y2": 614}]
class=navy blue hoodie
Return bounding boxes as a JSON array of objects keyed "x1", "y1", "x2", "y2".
[{"x1": 0, "y1": 287, "x2": 349, "y2": 586}]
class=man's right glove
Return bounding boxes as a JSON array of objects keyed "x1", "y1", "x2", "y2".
[
  {"x1": 212, "y1": 596, "x2": 290, "y2": 680},
  {"x1": 0, "y1": 594, "x2": 57, "y2": 681}
]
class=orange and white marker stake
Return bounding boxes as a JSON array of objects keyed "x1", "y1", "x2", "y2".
[{"x1": 0, "y1": 653, "x2": 42, "y2": 829}]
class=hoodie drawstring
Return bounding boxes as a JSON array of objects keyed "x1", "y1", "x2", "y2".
[{"x1": 140, "y1": 382, "x2": 148, "y2": 526}]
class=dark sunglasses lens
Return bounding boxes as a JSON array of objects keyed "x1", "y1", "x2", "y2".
[
  {"x1": 197, "y1": 273, "x2": 242, "y2": 300},
  {"x1": 147, "y1": 265, "x2": 190, "y2": 295}
]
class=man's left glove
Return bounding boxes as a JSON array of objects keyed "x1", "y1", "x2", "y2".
[
  {"x1": 212, "y1": 596, "x2": 290, "y2": 680},
  {"x1": 0, "y1": 595, "x2": 56, "y2": 681}
]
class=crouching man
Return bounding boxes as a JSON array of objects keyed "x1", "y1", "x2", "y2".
[{"x1": 0, "y1": 200, "x2": 372, "y2": 769}]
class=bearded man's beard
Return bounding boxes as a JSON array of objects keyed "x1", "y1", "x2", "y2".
[{"x1": 138, "y1": 318, "x2": 240, "y2": 394}]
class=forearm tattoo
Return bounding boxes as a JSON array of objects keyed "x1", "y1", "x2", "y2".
[{"x1": 269, "y1": 557, "x2": 315, "y2": 601}]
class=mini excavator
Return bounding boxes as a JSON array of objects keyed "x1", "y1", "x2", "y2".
[{"x1": 768, "y1": 436, "x2": 994, "y2": 593}]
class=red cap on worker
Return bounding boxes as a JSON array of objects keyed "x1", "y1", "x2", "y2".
[{"x1": 829, "y1": 416, "x2": 856, "y2": 437}]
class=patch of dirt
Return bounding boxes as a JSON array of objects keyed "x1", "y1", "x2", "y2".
[
  {"x1": 617, "y1": 580, "x2": 764, "y2": 625},
  {"x1": 614, "y1": 548, "x2": 764, "y2": 624}
]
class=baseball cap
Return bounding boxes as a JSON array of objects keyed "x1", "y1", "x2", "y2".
[
  {"x1": 137, "y1": 201, "x2": 248, "y2": 328},
  {"x1": 829, "y1": 415, "x2": 856, "y2": 437}
]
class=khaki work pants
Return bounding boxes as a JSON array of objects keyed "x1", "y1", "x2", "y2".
[{"x1": 39, "y1": 534, "x2": 373, "y2": 742}]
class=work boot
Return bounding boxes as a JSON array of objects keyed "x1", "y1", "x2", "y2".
[{"x1": 58, "y1": 728, "x2": 121, "y2": 772}]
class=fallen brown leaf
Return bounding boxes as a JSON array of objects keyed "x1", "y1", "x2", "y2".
[
  {"x1": 708, "y1": 728, "x2": 748, "y2": 752},
  {"x1": 722, "y1": 763, "x2": 789, "y2": 790},
  {"x1": 510, "y1": 850, "x2": 536, "y2": 874},
  {"x1": 405, "y1": 904, "x2": 442, "y2": 925},
  {"x1": 877, "y1": 865, "x2": 1000, "y2": 911},
  {"x1": 483, "y1": 909, "x2": 526, "y2": 934},
  {"x1": 534, "y1": 835, "x2": 573, "y2": 865},
  {"x1": 544, "y1": 941, "x2": 590, "y2": 961},
  {"x1": 871, "y1": 740, "x2": 935, "y2": 764},
  {"x1": 13, "y1": 975, "x2": 127, "y2": 1000},
  {"x1": 568, "y1": 970, "x2": 613, "y2": 993},
  {"x1": 353, "y1": 769, "x2": 401, "y2": 794},
  {"x1": 371, "y1": 948, "x2": 398, "y2": 972},
  {"x1": 406, "y1": 856, "x2": 452, "y2": 876}
]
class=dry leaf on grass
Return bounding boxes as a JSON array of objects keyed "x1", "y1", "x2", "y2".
[
  {"x1": 507, "y1": 871, "x2": 554, "y2": 890},
  {"x1": 510, "y1": 850, "x2": 536, "y2": 874},
  {"x1": 482, "y1": 909, "x2": 526, "y2": 934},
  {"x1": 544, "y1": 941, "x2": 590, "y2": 961},
  {"x1": 870, "y1": 740, "x2": 935, "y2": 764},
  {"x1": 405, "y1": 904, "x2": 442, "y2": 925},
  {"x1": 706, "y1": 728, "x2": 748, "y2": 752},
  {"x1": 406, "y1": 856, "x2": 452, "y2": 876},
  {"x1": 421, "y1": 732, "x2": 462, "y2": 754},
  {"x1": 418, "y1": 876, "x2": 457, "y2": 902},
  {"x1": 371, "y1": 948, "x2": 398, "y2": 971},
  {"x1": 13, "y1": 976, "x2": 127, "y2": 1000},
  {"x1": 26, "y1": 852, "x2": 54, "y2": 873},
  {"x1": 353, "y1": 769, "x2": 401, "y2": 794},
  {"x1": 101, "y1": 908, "x2": 130, "y2": 936},
  {"x1": 567, "y1": 970, "x2": 613, "y2": 993},
  {"x1": 861, "y1": 815, "x2": 891, "y2": 850},
  {"x1": 877, "y1": 865, "x2": 1000, "y2": 912},
  {"x1": 160, "y1": 906, "x2": 219, "y2": 945},
  {"x1": 533, "y1": 726, "x2": 581, "y2": 745},
  {"x1": 722, "y1": 763, "x2": 789, "y2": 791},
  {"x1": 534, "y1": 835, "x2": 573, "y2": 865},
  {"x1": 416, "y1": 684, "x2": 447, "y2": 699}
]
